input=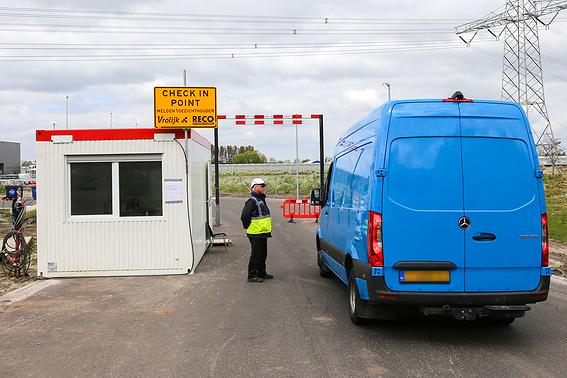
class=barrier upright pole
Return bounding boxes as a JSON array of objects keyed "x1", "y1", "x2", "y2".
[
  {"x1": 319, "y1": 115, "x2": 325, "y2": 195},
  {"x1": 214, "y1": 127, "x2": 220, "y2": 226},
  {"x1": 295, "y1": 122, "x2": 300, "y2": 199}
]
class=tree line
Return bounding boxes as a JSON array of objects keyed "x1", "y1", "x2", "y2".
[{"x1": 211, "y1": 145, "x2": 268, "y2": 164}]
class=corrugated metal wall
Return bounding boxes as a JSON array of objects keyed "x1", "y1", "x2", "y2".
[{"x1": 37, "y1": 138, "x2": 209, "y2": 277}]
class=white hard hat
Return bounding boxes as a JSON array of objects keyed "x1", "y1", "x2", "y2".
[{"x1": 250, "y1": 178, "x2": 266, "y2": 189}]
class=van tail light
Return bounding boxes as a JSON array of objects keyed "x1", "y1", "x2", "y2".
[
  {"x1": 368, "y1": 211, "x2": 384, "y2": 267},
  {"x1": 442, "y1": 98, "x2": 473, "y2": 103},
  {"x1": 443, "y1": 91, "x2": 473, "y2": 102},
  {"x1": 542, "y1": 213, "x2": 549, "y2": 267}
]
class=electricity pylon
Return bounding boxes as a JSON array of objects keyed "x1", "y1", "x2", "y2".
[{"x1": 456, "y1": 0, "x2": 567, "y2": 174}]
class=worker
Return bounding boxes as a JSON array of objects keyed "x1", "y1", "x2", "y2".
[{"x1": 241, "y1": 178, "x2": 274, "y2": 283}]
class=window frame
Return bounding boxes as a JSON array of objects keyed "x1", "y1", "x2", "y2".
[{"x1": 66, "y1": 154, "x2": 164, "y2": 221}]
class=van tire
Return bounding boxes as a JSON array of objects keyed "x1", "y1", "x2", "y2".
[
  {"x1": 317, "y1": 250, "x2": 331, "y2": 278},
  {"x1": 348, "y1": 271, "x2": 368, "y2": 325}
]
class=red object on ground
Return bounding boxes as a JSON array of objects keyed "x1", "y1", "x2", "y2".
[{"x1": 281, "y1": 198, "x2": 321, "y2": 220}]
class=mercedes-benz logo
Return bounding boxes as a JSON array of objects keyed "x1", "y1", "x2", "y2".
[{"x1": 458, "y1": 216, "x2": 471, "y2": 230}]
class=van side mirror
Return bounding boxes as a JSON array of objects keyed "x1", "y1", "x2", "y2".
[{"x1": 310, "y1": 188, "x2": 321, "y2": 205}]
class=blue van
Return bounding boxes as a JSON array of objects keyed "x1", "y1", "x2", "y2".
[{"x1": 314, "y1": 93, "x2": 551, "y2": 325}]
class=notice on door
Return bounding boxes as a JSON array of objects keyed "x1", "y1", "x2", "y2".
[
  {"x1": 154, "y1": 87, "x2": 217, "y2": 128},
  {"x1": 164, "y1": 179, "x2": 183, "y2": 203}
]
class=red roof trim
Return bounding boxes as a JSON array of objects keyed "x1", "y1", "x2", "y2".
[{"x1": 36, "y1": 128, "x2": 211, "y2": 150}]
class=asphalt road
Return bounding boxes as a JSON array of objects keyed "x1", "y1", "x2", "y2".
[{"x1": 1, "y1": 197, "x2": 566, "y2": 377}]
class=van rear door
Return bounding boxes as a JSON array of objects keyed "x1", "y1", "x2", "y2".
[
  {"x1": 383, "y1": 102, "x2": 465, "y2": 292},
  {"x1": 460, "y1": 102, "x2": 542, "y2": 292}
]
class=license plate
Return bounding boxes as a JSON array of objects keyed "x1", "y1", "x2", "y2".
[{"x1": 399, "y1": 270, "x2": 450, "y2": 283}]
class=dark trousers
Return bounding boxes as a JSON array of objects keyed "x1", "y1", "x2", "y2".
[{"x1": 248, "y1": 237, "x2": 268, "y2": 278}]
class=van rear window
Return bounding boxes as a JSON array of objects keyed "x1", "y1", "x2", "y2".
[
  {"x1": 462, "y1": 138, "x2": 535, "y2": 210},
  {"x1": 387, "y1": 137, "x2": 463, "y2": 211}
]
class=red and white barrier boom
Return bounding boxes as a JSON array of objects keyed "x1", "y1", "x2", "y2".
[{"x1": 218, "y1": 114, "x2": 322, "y2": 125}]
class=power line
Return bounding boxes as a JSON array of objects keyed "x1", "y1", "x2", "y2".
[
  {"x1": 0, "y1": 12, "x2": 474, "y2": 25},
  {"x1": 0, "y1": 21, "x2": 454, "y2": 33},
  {"x1": 0, "y1": 6, "x2": 473, "y2": 23},
  {"x1": 0, "y1": 38, "x2": 495, "y2": 50},
  {"x1": 0, "y1": 44, "x2": 470, "y2": 62},
  {"x1": 0, "y1": 27, "x2": 455, "y2": 36}
]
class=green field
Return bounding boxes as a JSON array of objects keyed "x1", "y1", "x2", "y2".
[
  {"x1": 544, "y1": 173, "x2": 567, "y2": 243},
  {"x1": 219, "y1": 171, "x2": 322, "y2": 197}
]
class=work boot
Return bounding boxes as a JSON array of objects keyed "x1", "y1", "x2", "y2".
[
  {"x1": 247, "y1": 277, "x2": 264, "y2": 283},
  {"x1": 262, "y1": 274, "x2": 274, "y2": 279}
]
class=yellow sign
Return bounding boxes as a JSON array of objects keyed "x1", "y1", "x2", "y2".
[{"x1": 154, "y1": 87, "x2": 217, "y2": 128}]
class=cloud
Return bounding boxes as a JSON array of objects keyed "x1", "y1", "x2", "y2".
[{"x1": 1, "y1": 0, "x2": 566, "y2": 161}]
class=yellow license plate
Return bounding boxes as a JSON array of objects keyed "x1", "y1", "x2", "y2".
[{"x1": 400, "y1": 270, "x2": 450, "y2": 283}]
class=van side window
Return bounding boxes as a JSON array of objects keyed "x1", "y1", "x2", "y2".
[
  {"x1": 333, "y1": 149, "x2": 362, "y2": 208},
  {"x1": 352, "y1": 144, "x2": 374, "y2": 210},
  {"x1": 322, "y1": 163, "x2": 333, "y2": 205}
]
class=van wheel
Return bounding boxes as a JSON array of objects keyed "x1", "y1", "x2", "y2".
[
  {"x1": 317, "y1": 250, "x2": 331, "y2": 278},
  {"x1": 348, "y1": 271, "x2": 368, "y2": 325}
]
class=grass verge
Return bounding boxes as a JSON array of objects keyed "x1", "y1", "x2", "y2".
[{"x1": 544, "y1": 172, "x2": 567, "y2": 243}]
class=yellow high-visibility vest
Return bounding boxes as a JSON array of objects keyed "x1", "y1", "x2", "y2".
[{"x1": 246, "y1": 197, "x2": 272, "y2": 234}]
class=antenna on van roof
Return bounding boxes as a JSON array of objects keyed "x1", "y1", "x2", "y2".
[{"x1": 451, "y1": 91, "x2": 464, "y2": 100}]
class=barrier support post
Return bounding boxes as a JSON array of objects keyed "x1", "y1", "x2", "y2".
[{"x1": 319, "y1": 114, "x2": 325, "y2": 196}]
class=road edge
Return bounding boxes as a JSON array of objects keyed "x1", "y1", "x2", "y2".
[
  {"x1": 0, "y1": 279, "x2": 60, "y2": 305},
  {"x1": 551, "y1": 275, "x2": 567, "y2": 286}
]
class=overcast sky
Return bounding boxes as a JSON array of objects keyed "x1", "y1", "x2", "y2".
[{"x1": 1, "y1": 0, "x2": 566, "y2": 161}]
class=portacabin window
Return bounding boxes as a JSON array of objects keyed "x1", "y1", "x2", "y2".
[
  {"x1": 70, "y1": 162, "x2": 113, "y2": 215},
  {"x1": 68, "y1": 156, "x2": 163, "y2": 218},
  {"x1": 119, "y1": 161, "x2": 163, "y2": 217}
]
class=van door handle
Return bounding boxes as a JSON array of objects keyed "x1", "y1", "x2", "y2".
[{"x1": 472, "y1": 233, "x2": 496, "y2": 242}]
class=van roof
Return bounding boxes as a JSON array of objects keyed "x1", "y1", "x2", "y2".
[{"x1": 338, "y1": 98, "x2": 524, "y2": 145}]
